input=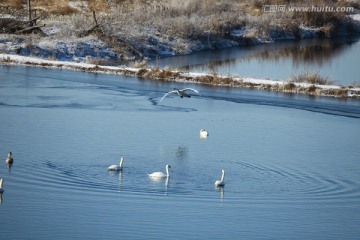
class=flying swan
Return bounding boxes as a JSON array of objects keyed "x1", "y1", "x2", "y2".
[
  {"x1": 215, "y1": 169, "x2": 225, "y2": 187},
  {"x1": 160, "y1": 88, "x2": 200, "y2": 102},
  {"x1": 148, "y1": 164, "x2": 171, "y2": 178},
  {"x1": 5, "y1": 152, "x2": 13, "y2": 165},
  {"x1": 108, "y1": 157, "x2": 124, "y2": 171}
]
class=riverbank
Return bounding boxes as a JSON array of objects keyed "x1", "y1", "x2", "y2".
[
  {"x1": 1, "y1": 53, "x2": 359, "y2": 99},
  {"x1": 1, "y1": 1, "x2": 360, "y2": 63}
]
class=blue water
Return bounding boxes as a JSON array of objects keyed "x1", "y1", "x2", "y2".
[
  {"x1": 0, "y1": 65, "x2": 360, "y2": 239},
  {"x1": 153, "y1": 38, "x2": 360, "y2": 85}
]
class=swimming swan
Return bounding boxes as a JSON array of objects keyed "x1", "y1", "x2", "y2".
[
  {"x1": 0, "y1": 179, "x2": 4, "y2": 193},
  {"x1": 5, "y1": 152, "x2": 13, "y2": 165},
  {"x1": 215, "y1": 169, "x2": 225, "y2": 187},
  {"x1": 160, "y1": 88, "x2": 199, "y2": 102},
  {"x1": 148, "y1": 164, "x2": 171, "y2": 178},
  {"x1": 108, "y1": 157, "x2": 124, "y2": 171},
  {"x1": 200, "y1": 129, "x2": 209, "y2": 139}
]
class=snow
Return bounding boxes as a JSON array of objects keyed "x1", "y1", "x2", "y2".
[
  {"x1": 299, "y1": 24, "x2": 321, "y2": 38},
  {"x1": 0, "y1": 53, "x2": 93, "y2": 68},
  {"x1": 240, "y1": 77, "x2": 284, "y2": 86},
  {"x1": 350, "y1": 14, "x2": 360, "y2": 22},
  {"x1": 0, "y1": 14, "x2": 15, "y2": 19},
  {"x1": 0, "y1": 35, "x2": 119, "y2": 62},
  {"x1": 68, "y1": 1, "x2": 89, "y2": 12},
  {"x1": 1, "y1": 53, "x2": 359, "y2": 98}
]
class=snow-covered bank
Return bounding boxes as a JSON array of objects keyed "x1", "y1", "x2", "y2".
[
  {"x1": 1, "y1": 54, "x2": 359, "y2": 99},
  {"x1": 0, "y1": 34, "x2": 119, "y2": 62},
  {"x1": 1, "y1": 11, "x2": 360, "y2": 62}
]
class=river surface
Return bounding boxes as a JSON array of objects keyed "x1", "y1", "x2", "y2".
[
  {"x1": 0, "y1": 65, "x2": 360, "y2": 239},
  {"x1": 154, "y1": 37, "x2": 360, "y2": 86}
]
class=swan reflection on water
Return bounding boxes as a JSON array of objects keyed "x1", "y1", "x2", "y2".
[
  {"x1": 148, "y1": 176, "x2": 170, "y2": 195},
  {"x1": 0, "y1": 179, "x2": 4, "y2": 203},
  {"x1": 6, "y1": 163, "x2": 12, "y2": 172},
  {"x1": 107, "y1": 166, "x2": 124, "y2": 192},
  {"x1": 118, "y1": 171, "x2": 123, "y2": 192},
  {"x1": 165, "y1": 177, "x2": 169, "y2": 195},
  {"x1": 220, "y1": 186, "x2": 224, "y2": 200}
]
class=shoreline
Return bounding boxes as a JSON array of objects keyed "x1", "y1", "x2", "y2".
[{"x1": 1, "y1": 53, "x2": 359, "y2": 99}]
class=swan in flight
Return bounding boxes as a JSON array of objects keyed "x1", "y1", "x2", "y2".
[
  {"x1": 5, "y1": 152, "x2": 13, "y2": 165},
  {"x1": 160, "y1": 88, "x2": 200, "y2": 102},
  {"x1": 215, "y1": 169, "x2": 225, "y2": 187},
  {"x1": 0, "y1": 179, "x2": 4, "y2": 193},
  {"x1": 148, "y1": 164, "x2": 171, "y2": 178},
  {"x1": 200, "y1": 129, "x2": 209, "y2": 139},
  {"x1": 108, "y1": 157, "x2": 124, "y2": 171}
]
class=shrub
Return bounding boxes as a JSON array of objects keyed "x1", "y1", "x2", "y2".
[
  {"x1": 307, "y1": 85, "x2": 317, "y2": 93},
  {"x1": 1, "y1": 0, "x2": 23, "y2": 9},
  {"x1": 292, "y1": 72, "x2": 333, "y2": 85},
  {"x1": 283, "y1": 82, "x2": 296, "y2": 91},
  {"x1": 137, "y1": 68, "x2": 148, "y2": 77}
]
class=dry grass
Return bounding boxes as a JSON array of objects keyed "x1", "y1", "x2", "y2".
[
  {"x1": 0, "y1": 0, "x2": 22, "y2": 9},
  {"x1": 31, "y1": 0, "x2": 75, "y2": 15},
  {"x1": 88, "y1": 0, "x2": 110, "y2": 12},
  {"x1": 347, "y1": 81, "x2": 360, "y2": 88},
  {"x1": 291, "y1": 72, "x2": 334, "y2": 85},
  {"x1": 137, "y1": 68, "x2": 180, "y2": 80},
  {"x1": 1, "y1": 55, "x2": 358, "y2": 98},
  {"x1": 131, "y1": 60, "x2": 148, "y2": 68},
  {"x1": 1, "y1": 0, "x2": 356, "y2": 57},
  {"x1": 322, "y1": 88, "x2": 348, "y2": 97},
  {"x1": 283, "y1": 82, "x2": 296, "y2": 91},
  {"x1": 306, "y1": 85, "x2": 317, "y2": 93}
]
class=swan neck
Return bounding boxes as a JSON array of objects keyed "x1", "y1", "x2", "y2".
[
  {"x1": 0, "y1": 179, "x2": 3, "y2": 188},
  {"x1": 221, "y1": 170, "x2": 225, "y2": 181},
  {"x1": 119, "y1": 157, "x2": 124, "y2": 167}
]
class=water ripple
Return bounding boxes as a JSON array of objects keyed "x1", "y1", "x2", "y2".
[
  {"x1": 236, "y1": 161, "x2": 360, "y2": 203},
  {"x1": 8, "y1": 157, "x2": 359, "y2": 205}
]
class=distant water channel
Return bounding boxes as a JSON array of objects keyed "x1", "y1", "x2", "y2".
[
  {"x1": 154, "y1": 37, "x2": 360, "y2": 86},
  {"x1": 0, "y1": 65, "x2": 360, "y2": 239}
]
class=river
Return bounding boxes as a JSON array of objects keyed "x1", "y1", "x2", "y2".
[
  {"x1": 153, "y1": 37, "x2": 360, "y2": 86},
  {"x1": 0, "y1": 64, "x2": 359, "y2": 239}
]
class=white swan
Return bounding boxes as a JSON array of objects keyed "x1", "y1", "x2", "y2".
[
  {"x1": 160, "y1": 88, "x2": 199, "y2": 102},
  {"x1": 108, "y1": 157, "x2": 124, "y2": 171},
  {"x1": 200, "y1": 129, "x2": 209, "y2": 139},
  {"x1": 215, "y1": 169, "x2": 225, "y2": 187},
  {"x1": 148, "y1": 164, "x2": 171, "y2": 178},
  {"x1": 5, "y1": 152, "x2": 13, "y2": 165},
  {"x1": 0, "y1": 179, "x2": 4, "y2": 193}
]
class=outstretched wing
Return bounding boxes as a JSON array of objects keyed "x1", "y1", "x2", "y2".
[
  {"x1": 160, "y1": 90, "x2": 177, "y2": 102},
  {"x1": 182, "y1": 88, "x2": 200, "y2": 95}
]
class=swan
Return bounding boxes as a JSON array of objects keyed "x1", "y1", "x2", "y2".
[
  {"x1": 148, "y1": 164, "x2": 171, "y2": 178},
  {"x1": 160, "y1": 88, "x2": 199, "y2": 102},
  {"x1": 0, "y1": 179, "x2": 4, "y2": 193},
  {"x1": 200, "y1": 129, "x2": 209, "y2": 139},
  {"x1": 108, "y1": 157, "x2": 124, "y2": 171},
  {"x1": 215, "y1": 169, "x2": 225, "y2": 187},
  {"x1": 5, "y1": 152, "x2": 13, "y2": 165}
]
